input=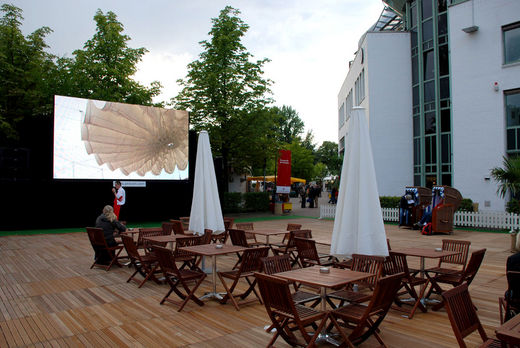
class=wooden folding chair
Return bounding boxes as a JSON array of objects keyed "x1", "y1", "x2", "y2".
[
  {"x1": 261, "y1": 254, "x2": 320, "y2": 307},
  {"x1": 294, "y1": 237, "x2": 337, "y2": 268},
  {"x1": 425, "y1": 249, "x2": 486, "y2": 311},
  {"x1": 442, "y1": 283, "x2": 501, "y2": 348},
  {"x1": 152, "y1": 246, "x2": 206, "y2": 312},
  {"x1": 121, "y1": 234, "x2": 160, "y2": 288},
  {"x1": 161, "y1": 222, "x2": 175, "y2": 236},
  {"x1": 383, "y1": 251, "x2": 428, "y2": 319},
  {"x1": 179, "y1": 216, "x2": 190, "y2": 231},
  {"x1": 271, "y1": 223, "x2": 302, "y2": 248},
  {"x1": 212, "y1": 217, "x2": 234, "y2": 244},
  {"x1": 328, "y1": 254, "x2": 385, "y2": 307},
  {"x1": 235, "y1": 222, "x2": 263, "y2": 246},
  {"x1": 499, "y1": 271, "x2": 520, "y2": 324},
  {"x1": 86, "y1": 227, "x2": 124, "y2": 271},
  {"x1": 136, "y1": 227, "x2": 164, "y2": 251},
  {"x1": 255, "y1": 272, "x2": 329, "y2": 348},
  {"x1": 228, "y1": 228, "x2": 253, "y2": 269},
  {"x1": 424, "y1": 239, "x2": 471, "y2": 275},
  {"x1": 174, "y1": 235, "x2": 202, "y2": 270},
  {"x1": 272, "y1": 229, "x2": 313, "y2": 267},
  {"x1": 329, "y1": 273, "x2": 403, "y2": 347},
  {"x1": 169, "y1": 219, "x2": 187, "y2": 235},
  {"x1": 218, "y1": 246, "x2": 270, "y2": 310}
]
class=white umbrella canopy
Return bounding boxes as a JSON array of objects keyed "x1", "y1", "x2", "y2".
[
  {"x1": 189, "y1": 131, "x2": 225, "y2": 236},
  {"x1": 330, "y1": 107, "x2": 388, "y2": 258}
]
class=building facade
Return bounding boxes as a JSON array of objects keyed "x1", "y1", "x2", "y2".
[{"x1": 337, "y1": 0, "x2": 520, "y2": 211}]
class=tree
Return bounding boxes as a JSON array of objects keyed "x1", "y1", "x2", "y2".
[
  {"x1": 284, "y1": 140, "x2": 316, "y2": 181},
  {"x1": 68, "y1": 9, "x2": 161, "y2": 105},
  {"x1": 316, "y1": 141, "x2": 343, "y2": 176},
  {"x1": 490, "y1": 156, "x2": 520, "y2": 199},
  {"x1": 271, "y1": 105, "x2": 304, "y2": 144},
  {"x1": 0, "y1": 4, "x2": 56, "y2": 142},
  {"x1": 173, "y1": 6, "x2": 272, "y2": 190}
]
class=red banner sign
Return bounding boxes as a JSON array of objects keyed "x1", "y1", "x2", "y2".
[{"x1": 276, "y1": 150, "x2": 291, "y2": 193}]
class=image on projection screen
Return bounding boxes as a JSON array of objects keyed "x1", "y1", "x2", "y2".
[{"x1": 53, "y1": 95, "x2": 189, "y2": 180}]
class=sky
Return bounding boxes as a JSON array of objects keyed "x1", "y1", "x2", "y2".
[{"x1": 12, "y1": 0, "x2": 385, "y2": 146}]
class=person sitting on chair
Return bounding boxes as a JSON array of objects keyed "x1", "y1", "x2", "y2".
[{"x1": 95, "y1": 205, "x2": 126, "y2": 264}]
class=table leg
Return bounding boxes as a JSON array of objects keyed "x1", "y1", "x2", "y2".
[
  {"x1": 314, "y1": 287, "x2": 341, "y2": 345},
  {"x1": 199, "y1": 255, "x2": 225, "y2": 300}
]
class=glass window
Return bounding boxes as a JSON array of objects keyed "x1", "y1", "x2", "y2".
[
  {"x1": 423, "y1": 50, "x2": 434, "y2": 80},
  {"x1": 425, "y1": 136, "x2": 436, "y2": 164},
  {"x1": 440, "y1": 77, "x2": 450, "y2": 99},
  {"x1": 422, "y1": 19, "x2": 433, "y2": 43},
  {"x1": 424, "y1": 111, "x2": 436, "y2": 134},
  {"x1": 338, "y1": 103, "x2": 345, "y2": 128},
  {"x1": 424, "y1": 81, "x2": 435, "y2": 102},
  {"x1": 504, "y1": 22, "x2": 520, "y2": 65},
  {"x1": 441, "y1": 109, "x2": 451, "y2": 132},
  {"x1": 506, "y1": 89, "x2": 520, "y2": 127},
  {"x1": 413, "y1": 115, "x2": 420, "y2": 137},
  {"x1": 414, "y1": 175, "x2": 422, "y2": 186},
  {"x1": 421, "y1": 0, "x2": 432, "y2": 19},
  {"x1": 438, "y1": 13, "x2": 447, "y2": 36},
  {"x1": 439, "y1": 44, "x2": 449, "y2": 76},
  {"x1": 411, "y1": 4, "x2": 417, "y2": 28},
  {"x1": 442, "y1": 174, "x2": 452, "y2": 186},
  {"x1": 412, "y1": 56, "x2": 418, "y2": 85},
  {"x1": 414, "y1": 138, "x2": 421, "y2": 165},
  {"x1": 413, "y1": 86, "x2": 420, "y2": 106},
  {"x1": 441, "y1": 134, "x2": 451, "y2": 163},
  {"x1": 438, "y1": 0, "x2": 447, "y2": 13},
  {"x1": 508, "y1": 129, "x2": 516, "y2": 151}
]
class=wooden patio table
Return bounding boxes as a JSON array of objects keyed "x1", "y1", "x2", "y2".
[
  {"x1": 496, "y1": 313, "x2": 520, "y2": 346},
  {"x1": 142, "y1": 234, "x2": 193, "y2": 249},
  {"x1": 247, "y1": 229, "x2": 288, "y2": 246},
  {"x1": 275, "y1": 265, "x2": 372, "y2": 346},
  {"x1": 179, "y1": 244, "x2": 247, "y2": 301},
  {"x1": 392, "y1": 247, "x2": 462, "y2": 277}
]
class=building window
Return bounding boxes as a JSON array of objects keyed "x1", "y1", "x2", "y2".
[
  {"x1": 503, "y1": 22, "x2": 520, "y2": 65},
  {"x1": 506, "y1": 89, "x2": 520, "y2": 153},
  {"x1": 338, "y1": 103, "x2": 345, "y2": 128},
  {"x1": 355, "y1": 69, "x2": 365, "y2": 105},
  {"x1": 339, "y1": 136, "x2": 345, "y2": 151},
  {"x1": 345, "y1": 90, "x2": 353, "y2": 119}
]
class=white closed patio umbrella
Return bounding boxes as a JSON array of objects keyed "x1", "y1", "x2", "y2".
[
  {"x1": 330, "y1": 107, "x2": 388, "y2": 258},
  {"x1": 189, "y1": 131, "x2": 225, "y2": 236}
]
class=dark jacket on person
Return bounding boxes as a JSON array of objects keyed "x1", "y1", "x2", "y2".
[{"x1": 95, "y1": 214, "x2": 126, "y2": 247}]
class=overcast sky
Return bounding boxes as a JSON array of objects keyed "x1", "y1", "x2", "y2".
[{"x1": 12, "y1": 0, "x2": 385, "y2": 145}]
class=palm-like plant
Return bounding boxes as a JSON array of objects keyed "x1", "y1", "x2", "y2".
[{"x1": 490, "y1": 156, "x2": 520, "y2": 198}]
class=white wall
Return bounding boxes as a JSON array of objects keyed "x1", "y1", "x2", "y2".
[
  {"x1": 365, "y1": 31, "x2": 413, "y2": 197},
  {"x1": 338, "y1": 31, "x2": 412, "y2": 197},
  {"x1": 450, "y1": 0, "x2": 520, "y2": 211}
]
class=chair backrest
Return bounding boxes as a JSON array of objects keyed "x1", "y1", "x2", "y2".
[
  {"x1": 152, "y1": 245, "x2": 180, "y2": 276},
  {"x1": 229, "y1": 229, "x2": 249, "y2": 247},
  {"x1": 460, "y1": 249, "x2": 486, "y2": 286},
  {"x1": 439, "y1": 239, "x2": 471, "y2": 269},
  {"x1": 169, "y1": 220, "x2": 186, "y2": 235},
  {"x1": 174, "y1": 235, "x2": 202, "y2": 258},
  {"x1": 201, "y1": 229, "x2": 213, "y2": 245},
  {"x1": 121, "y1": 234, "x2": 141, "y2": 261},
  {"x1": 86, "y1": 227, "x2": 104, "y2": 247},
  {"x1": 223, "y1": 217, "x2": 234, "y2": 230},
  {"x1": 138, "y1": 227, "x2": 164, "y2": 248},
  {"x1": 294, "y1": 237, "x2": 320, "y2": 266},
  {"x1": 179, "y1": 216, "x2": 190, "y2": 230},
  {"x1": 261, "y1": 254, "x2": 292, "y2": 275},
  {"x1": 442, "y1": 283, "x2": 488, "y2": 347},
  {"x1": 282, "y1": 223, "x2": 303, "y2": 243},
  {"x1": 236, "y1": 222, "x2": 254, "y2": 230},
  {"x1": 383, "y1": 252, "x2": 411, "y2": 277},
  {"x1": 161, "y1": 222, "x2": 175, "y2": 236},
  {"x1": 351, "y1": 254, "x2": 385, "y2": 287},
  {"x1": 255, "y1": 272, "x2": 299, "y2": 320},
  {"x1": 286, "y1": 229, "x2": 312, "y2": 249},
  {"x1": 238, "y1": 247, "x2": 270, "y2": 273}
]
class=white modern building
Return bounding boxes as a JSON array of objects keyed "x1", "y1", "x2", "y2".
[{"x1": 338, "y1": 0, "x2": 520, "y2": 211}]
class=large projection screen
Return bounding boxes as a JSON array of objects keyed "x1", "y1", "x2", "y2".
[{"x1": 54, "y1": 95, "x2": 189, "y2": 180}]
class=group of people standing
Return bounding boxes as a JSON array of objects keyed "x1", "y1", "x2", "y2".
[{"x1": 299, "y1": 183, "x2": 321, "y2": 208}]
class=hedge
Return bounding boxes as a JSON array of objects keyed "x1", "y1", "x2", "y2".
[{"x1": 222, "y1": 192, "x2": 270, "y2": 213}]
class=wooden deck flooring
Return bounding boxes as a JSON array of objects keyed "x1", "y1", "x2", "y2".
[{"x1": 0, "y1": 218, "x2": 509, "y2": 347}]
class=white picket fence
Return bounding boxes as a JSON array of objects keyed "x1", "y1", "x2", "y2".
[{"x1": 320, "y1": 204, "x2": 520, "y2": 230}]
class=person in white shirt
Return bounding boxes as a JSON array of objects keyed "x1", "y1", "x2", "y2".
[{"x1": 112, "y1": 181, "x2": 126, "y2": 219}]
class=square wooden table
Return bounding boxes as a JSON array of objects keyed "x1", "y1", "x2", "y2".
[
  {"x1": 179, "y1": 244, "x2": 247, "y2": 300},
  {"x1": 142, "y1": 234, "x2": 193, "y2": 248},
  {"x1": 392, "y1": 247, "x2": 462, "y2": 277},
  {"x1": 496, "y1": 313, "x2": 520, "y2": 345},
  {"x1": 276, "y1": 265, "x2": 371, "y2": 345},
  {"x1": 248, "y1": 229, "x2": 288, "y2": 245}
]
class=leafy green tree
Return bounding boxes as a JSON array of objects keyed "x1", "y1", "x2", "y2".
[
  {"x1": 173, "y1": 6, "x2": 272, "y2": 190},
  {"x1": 68, "y1": 9, "x2": 161, "y2": 105},
  {"x1": 284, "y1": 140, "x2": 316, "y2": 181},
  {"x1": 316, "y1": 141, "x2": 342, "y2": 176},
  {"x1": 0, "y1": 4, "x2": 56, "y2": 142},
  {"x1": 271, "y1": 105, "x2": 304, "y2": 144},
  {"x1": 490, "y1": 156, "x2": 520, "y2": 199}
]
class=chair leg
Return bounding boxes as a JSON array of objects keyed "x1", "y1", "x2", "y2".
[
  {"x1": 177, "y1": 276, "x2": 206, "y2": 312},
  {"x1": 218, "y1": 273, "x2": 241, "y2": 310}
]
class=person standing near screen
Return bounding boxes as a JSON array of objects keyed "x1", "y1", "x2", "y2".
[{"x1": 112, "y1": 181, "x2": 125, "y2": 219}]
